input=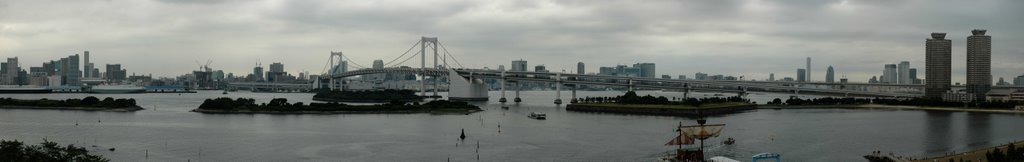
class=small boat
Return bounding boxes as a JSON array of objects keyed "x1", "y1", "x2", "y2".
[
  {"x1": 528, "y1": 112, "x2": 546, "y2": 120},
  {"x1": 723, "y1": 137, "x2": 735, "y2": 145}
]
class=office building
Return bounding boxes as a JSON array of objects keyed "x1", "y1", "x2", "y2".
[
  {"x1": 269, "y1": 62, "x2": 284, "y2": 73},
  {"x1": 634, "y1": 63, "x2": 655, "y2": 78},
  {"x1": 534, "y1": 65, "x2": 548, "y2": 72},
  {"x1": 511, "y1": 60, "x2": 527, "y2": 72},
  {"x1": 797, "y1": 68, "x2": 806, "y2": 82},
  {"x1": 577, "y1": 62, "x2": 585, "y2": 75},
  {"x1": 825, "y1": 66, "x2": 835, "y2": 83},
  {"x1": 678, "y1": 75, "x2": 686, "y2": 80},
  {"x1": 253, "y1": 66, "x2": 264, "y2": 82},
  {"x1": 966, "y1": 29, "x2": 992, "y2": 100},
  {"x1": 695, "y1": 73, "x2": 709, "y2": 80},
  {"x1": 105, "y1": 64, "x2": 127, "y2": 83},
  {"x1": 806, "y1": 57, "x2": 811, "y2": 82},
  {"x1": 883, "y1": 64, "x2": 897, "y2": 84},
  {"x1": 1016, "y1": 75, "x2": 1024, "y2": 86},
  {"x1": 926, "y1": 32, "x2": 952, "y2": 99},
  {"x1": 898, "y1": 61, "x2": 910, "y2": 84},
  {"x1": 661, "y1": 75, "x2": 671, "y2": 79},
  {"x1": 769, "y1": 73, "x2": 774, "y2": 81},
  {"x1": 909, "y1": 68, "x2": 919, "y2": 84},
  {"x1": 1, "y1": 57, "x2": 19, "y2": 85}
]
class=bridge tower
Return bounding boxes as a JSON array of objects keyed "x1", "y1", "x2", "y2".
[
  {"x1": 328, "y1": 51, "x2": 346, "y2": 91},
  {"x1": 421, "y1": 37, "x2": 440, "y2": 97}
]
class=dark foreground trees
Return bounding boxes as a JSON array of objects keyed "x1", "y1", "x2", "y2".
[
  {"x1": 0, "y1": 97, "x2": 137, "y2": 108},
  {"x1": 577, "y1": 91, "x2": 750, "y2": 107},
  {"x1": 0, "y1": 139, "x2": 108, "y2": 162},
  {"x1": 197, "y1": 97, "x2": 479, "y2": 112}
]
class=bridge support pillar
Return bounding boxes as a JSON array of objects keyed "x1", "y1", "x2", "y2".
[
  {"x1": 514, "y1": 82, "x2": 522, "y2": 103},
  {"x1": 570, "y1": 84, "x2": 578, "y2": 104},
  {"x1": 447, "y1": 69, "x2": 489, "y2": 101},
  {"x1": 499, "y1": 71, "x2": 507, "y2": 103},
  {"x1": 554, "y1": 73, "x2": 562, "y2": 105}
]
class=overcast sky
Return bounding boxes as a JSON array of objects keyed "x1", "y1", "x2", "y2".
[{"x1": 1, "y1": 0, "x2": 1022, "y2": 83}]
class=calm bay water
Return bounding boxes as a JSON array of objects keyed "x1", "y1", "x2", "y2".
[{"x1": 1, "y1": 90, "x2": 1023, "y2": 161}]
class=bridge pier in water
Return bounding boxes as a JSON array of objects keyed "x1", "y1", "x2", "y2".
[
  {"x1": 499, "y1": 71, "x2": 507, "y2": 103},
  {"x1": 514, "y1": 82, "x2": 522, "y2": 103},
  {"x1": 554, "y1": 73, "x2": 562, "y2": 105}
]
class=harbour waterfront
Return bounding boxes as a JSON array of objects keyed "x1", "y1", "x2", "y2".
[{"x1": 1, "y1": 91, "x2": 1023, "y2": 161}]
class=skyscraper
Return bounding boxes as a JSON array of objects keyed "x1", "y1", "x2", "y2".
[
  {"x1": 966, "y1": 29, "x2": 992, "y2": 100},
  {"x1": 577, "y1": 62, "x2": 585, "y2": 74},
  {"x1": 797, "y1": 68, "x2": 806, "y2": 82},
  {"x1": 825, "y1": 66, "x2": 835, "y2": 83},
  {"x1": 83, "y1": 51, "x2": 91, "y2": 78},
  {"x1": 926, "y1": 33, "x2": 952, "y2": 99},
  {"x1": 511, "y1": 60, "x2": 527, "y2": 72},
  {"x1": 883, "y1": 64, "x2": 897, "y2": 84},
  {"x1": 806, "y1": 57, "x2": 811, "y2": 82},
  {"x1": 769, "y1": 73, "x2": 775, "y2": 81},
  {"x1": 897, "y1": 61, "x2": 910, "y2": 84}
]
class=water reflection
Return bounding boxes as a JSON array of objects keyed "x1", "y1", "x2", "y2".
[
  {"x1": 965, "y1": 112, "x2": 992, "y2": 148},
  {"x1": 925, "y1": 111, "x2": 952, "y2": 153}
]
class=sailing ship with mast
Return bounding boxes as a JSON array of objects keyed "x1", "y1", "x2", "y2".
[{"x1": 663, "y1": 119, "x2": 725, "y2": 162}]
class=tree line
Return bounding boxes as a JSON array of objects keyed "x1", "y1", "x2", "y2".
[
  {"x1": 197, "y1": 97, "x2": 479, "y2": 112},
  {"x1": 576, "y1": 91, "x2": 750, "y2": 107},
  {"x1": 0, "y1": 97, "x2": 137, "y2": 108},
  {"x1": 0, "y1": 139, "x2": 108, "y2": 162},
  {"x1": 765, "y1": 97, "x2": 1021, "y2": 109}
]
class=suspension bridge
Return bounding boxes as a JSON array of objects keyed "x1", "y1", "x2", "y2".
[{"x1": 315, "y1": 36, "x2": 1024, "y2": 103}]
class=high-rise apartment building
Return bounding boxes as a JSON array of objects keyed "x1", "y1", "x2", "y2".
[
  {"x1": 806, "y1": 57, "x2": 811, "y2": 82},
  {"x1": 926, "y1": 33, "x2": 952, "y2": 99},
  {"x1": 966, "y1": 29, "x2": 992, "y2": 100}
]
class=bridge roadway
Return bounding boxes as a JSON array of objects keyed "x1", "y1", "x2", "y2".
[
  {"x1": 330, "y1": 67, "x2": 938, "y2": 97},
  {"x1": 227, "y1": 82, "x2": 311, "y2": 92}
]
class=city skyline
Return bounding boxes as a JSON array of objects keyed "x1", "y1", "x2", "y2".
[{"x1": 1, "y1": 0, "x2": 1023, "y2": 82}]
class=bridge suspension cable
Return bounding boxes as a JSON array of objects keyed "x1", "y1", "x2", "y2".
[
  {"x1": 438, "y1": 42, "x2": 465, "y2": 69},
  {"x1": 389, "y1": 50, "x2": 422, "y2": 68},
  {"x1": 384, "y1": 40, "x2": 423, "y2": 67},
  {"x1": 342, "y1": 54, "x2": 367, "y2": 69}
]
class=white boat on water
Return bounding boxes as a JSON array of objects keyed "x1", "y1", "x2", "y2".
[
  {"x1": 528, "y1": 112, "x2": 547, "y2": 120},
  {"x1": 89, "y1": 85, "x2": 146, "y2": 94}
]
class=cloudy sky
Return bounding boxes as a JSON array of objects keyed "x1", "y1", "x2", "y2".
[{"x1": 1, "y1": 0, "x2": 1022, "y2": 83}]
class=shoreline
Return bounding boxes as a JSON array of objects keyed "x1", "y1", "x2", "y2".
[
  {"x1": 909, "y1": 140, "x2": 1024, "y2": 162},
  {"x1": 566, "y1": 103, "x2": 756, "y2": 116},
  {"x1": 757, "y1": 104, "x2": 1024, "y2": 114},
  {"x1": 190, "y1": 108, "x2": 482, "y2": 115},
  {"x1": 0, "y1": 105, "x2": 144, "y2": 112}
]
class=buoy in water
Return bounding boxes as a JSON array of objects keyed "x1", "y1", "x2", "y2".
[
  {"x1": 459, "y1": 129, "x2": 466, "y2": 141},
  {"x1": 109, "y1": 148, "x2": 115, "y2": 151}
]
